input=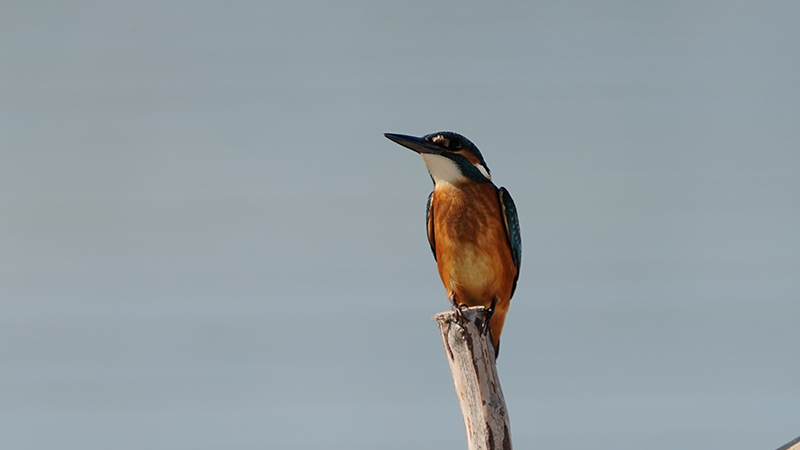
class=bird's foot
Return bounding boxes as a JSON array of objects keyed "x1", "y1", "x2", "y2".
[
  {"x1": 481, "y1": 298, "x2": 498, "y2": 334},
  {"x1": 449, "y1": 294, "x2": 468, "y2": 322},
  {"x1": 451, "y1": 303, "x2": 469, "y2": 322}
]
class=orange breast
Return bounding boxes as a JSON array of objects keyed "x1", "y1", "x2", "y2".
[{"x1": 431, "y1": 181, "x2": 517, "y2": 350}]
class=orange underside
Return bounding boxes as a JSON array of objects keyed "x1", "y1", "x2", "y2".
[{"x1": 430, "y1": 181, "x2": 517, "y2": 354}]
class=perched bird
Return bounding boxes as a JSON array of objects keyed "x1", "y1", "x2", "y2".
[{"x1": 385, "y1": 131, "x2": 521, "y2": 357}]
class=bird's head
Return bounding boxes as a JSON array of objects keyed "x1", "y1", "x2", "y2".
[{"x1": 385, "y1": 131, "x2": 491, "y2": 185}]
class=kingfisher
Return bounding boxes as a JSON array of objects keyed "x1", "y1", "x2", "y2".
[{"x1": 385, "y1": 131, "x2": 521, "y2": 357}]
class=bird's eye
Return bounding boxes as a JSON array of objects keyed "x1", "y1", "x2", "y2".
[
  {"x1": 430, "y1": 135, "x2": 449, "y2": 148},
  {"x1": 430, "y1": 134, "x2": 462, "y2": 151}
]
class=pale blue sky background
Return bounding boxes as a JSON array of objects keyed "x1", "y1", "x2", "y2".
[{"x1": 2, "y1": 1, "x2": 799, "y2": 449}]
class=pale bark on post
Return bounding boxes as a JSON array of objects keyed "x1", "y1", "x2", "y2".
[
  {"x1": 434, "y1": 307, "x2": 512, "y2": 450},
  {"x1": 777, "y1": 436, "x2": 800, "y2": 450},
  {"x1": 435, "y1": 308, "x2": 799, "y2": 450}
]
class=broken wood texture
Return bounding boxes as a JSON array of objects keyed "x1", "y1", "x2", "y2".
[{"x1": 435, "y1": 307, "x2": 512, "y2": 450}]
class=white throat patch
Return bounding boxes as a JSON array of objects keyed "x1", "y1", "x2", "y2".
[
  {"x1": 420, "y1": 154, "x2": 466, "y2": 185},
  {"x1": 420, "y1": 153, "x2": 491, "y2": 184}
]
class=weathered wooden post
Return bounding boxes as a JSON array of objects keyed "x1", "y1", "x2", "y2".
[
  {"x1": 777, "y1": 436, "x2": 800, "y2": 450},
  {"x1": 433, "y1": 307, "x2": 800, "y2": 450},
  {"x1": 435, "y1": 307, "x2": 512, "y2": 450}
]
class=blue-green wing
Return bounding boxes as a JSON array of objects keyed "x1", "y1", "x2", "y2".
[
  {"x1": 426, "y1": 191, "x2": 436, "y2": 261},
  {"x1": 499, "y1": 187, "x2": 521, "y2": 295}
]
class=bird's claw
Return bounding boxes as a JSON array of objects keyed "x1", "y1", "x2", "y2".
[
  {"x1": 481, "y1": 298, "x2": 498, "y2": 334},
  {"x1": 449, "y1": 293, "x2": 468, "y2": 322},
  {"x1": 451, "y1": 302, "x2": 468, "y2": 322}
]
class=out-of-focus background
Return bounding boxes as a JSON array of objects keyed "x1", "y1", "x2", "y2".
[{"x1": 2, "y1": 2, "x2": 799, "y2": 449}]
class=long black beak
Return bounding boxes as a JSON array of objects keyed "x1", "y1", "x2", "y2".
[{"x1": 384, "y1": 133, "x2": 444, "y2": 155}]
